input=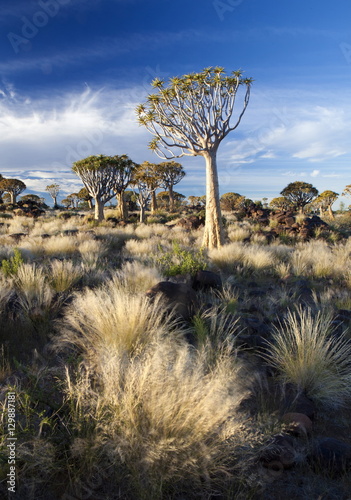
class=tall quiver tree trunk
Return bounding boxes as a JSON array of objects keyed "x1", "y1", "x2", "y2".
[
  {"x1": 151, "y1": 190, "x2": 157, "y2": 213},
  {"x1": 117, "y1": 191, "x2": 128, "y2": 220},
  {"x1": 94, "y1": 196, "x2": 105, "y2": 222},
  {"x1": 202, "y1": 150, "x2": 224, "y2": 249},
  {"x1": 168, "y1": 184, "x2": 175, "y2": 212}
]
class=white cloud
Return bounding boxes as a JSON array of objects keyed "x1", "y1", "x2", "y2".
[{"x1": 310, "y1": 169, "x2": 320, "y2": 177}]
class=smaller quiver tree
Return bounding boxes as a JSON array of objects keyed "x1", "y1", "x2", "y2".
[
  {"x1": 45, "y1": 183, "x2": 60, "y2": 208},
  {"x1": 113, "y1": 155, "x2": 136, "y2": 220},
  {"x1": 158, "y1": 161, "x2": 185, "y2": 212},
  {"x1": 280, "y1": 181, "x2": 318, "y2": 214},
  {"x1": 313, "y1": 190, "x2": 339, "y2": 219},
  {"x1": 72, "y1": 155, "x2": 126, "y2": 221},
  {"x1": 0, "y1": 178, "x2": 26, "y2": 204}
]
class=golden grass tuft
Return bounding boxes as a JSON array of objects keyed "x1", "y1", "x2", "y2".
[
  {"x1": 263, "y1": 306, "x2": 351, "y2": 409},
  {"x1": 65, "y1": 341, "x2": 249, "y2": 498}
]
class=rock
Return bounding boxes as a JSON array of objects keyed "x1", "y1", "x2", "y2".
[
  {"x1": 176, "y1": 215, "x2": 204, "y2": 230},
  {"x1": 146, "y1": 281, "x2": 198, "y2": 321},
  {"x1": 260, "y1": 433, "x2": 297, "y2": 470},
  {"x1": 61, "y1": 229, "x2": 79, "y2": 237},
  {"x1": 282, "y1": 412, "x2": 313, "y2": 436},
  {"x1": 309, "y1": 437, "x2": 351, "y2": 474},
  {"x1": 8, "y1": 233, "x2": 27, "y2": 241},
  {"x1": 192, "y1": 270, "x2": 222, "y2": 291}
]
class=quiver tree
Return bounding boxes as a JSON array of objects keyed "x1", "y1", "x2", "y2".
[
  {"x1": 72, "y1": 155, "x2": 127, "y2": 221},
  {"x1": 156, "y1": 190, "x2": 185, "y2": 210},
  {"x1": 78, "y1": 187, "x2": 94, "y2": 209},
  {"x1": 131, "y1": 163, "x2": 153, "y2": 223},
  {"x1": 136, "y1": 66, "x2": 253, "y2": 248},
  {"x1": 67, "y1": 193, "x2": 80, "y2": 209},
  {"x1": 134, "y1": 161, "x2": 162, "y2": 214},
  {"x1": 313, "y1": 190, "x2": 339, "y2": 219},
  {"x1": 45, "y1": 183, "x2": 60, "y2": 208},
  {"x1": 269, "y1": 196, "x2": 294, "y2": 211},
  {"x1": 113, "y1": 155, "x2": 135, "y2": 220},
  {"x1": 220, "y1": 192, "x2": 246, "y2": 211},
  {"x1": 158, "y1": 161, "x2": 185, "y2": 212},
  {"x1": 280, "y1": 181, "x2": 318, "y2": 214},
  {"x1": 0, "y1": 178, "x2": 26, "y2": 204}
]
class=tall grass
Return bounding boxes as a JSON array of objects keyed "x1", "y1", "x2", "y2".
[
  {"x1": 59, "y1": 282, "x2": 183, "y2": 362},
  {"x1": 111, "y1": 261, "x2": 163, "y2": 294},
  {"x1": 15, "y1": 263, "x2": 54, "y2": 317},
  {"x1": 65, "y1": 341, "x2": 249, "y2": 499},
  {"x1": 263, "y1": 306, "x2": 351, "y2": 409}
]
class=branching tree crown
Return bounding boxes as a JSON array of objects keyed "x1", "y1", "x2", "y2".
[
  {"x1": 72, "y1": 154, "x2": 129, "y2": 221},
  {"x1": 0, "y1": 178, "x2": 26, "y2": 204},
  {"x1": 280, "y1": 181, "x2": 318, "y2": 213},
  {"x1": 136, "y1": 66, "x2": 253, "y2": 248},
  {"x1": 158, "y1": 161, "x2": 185, "y2": 211},
  {"x1": 46, "y1": 183, "x2": 60, "y2": 208}
]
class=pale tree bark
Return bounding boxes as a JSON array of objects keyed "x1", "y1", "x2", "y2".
[
  {"x1": 151, "y1": 190, "x2": 157, "y2": 213},
  {"x1": 117, "y1": 191, "x2": 128, "y2": 220},
  {"x1": 139, "y1": 204, "x2": 146, "y2": 223},
  {"x1": 327, "y1": 205, "x2": 335, "y2": 219},
  {"x1": 202, "y1": 150, "x2": 224, "y2": 248},
  {"x1": 94, "y1": 197, "x2": 105, "y2": 222},
  {"x1": 169, "y1": 185, "x2": 174, "y2": 212}
]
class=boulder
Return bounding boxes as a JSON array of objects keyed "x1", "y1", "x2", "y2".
[
  {"x1": 282, "y1": 412, "x2": 313, "y2": 436},
  {"x1": 176, "y1": 215, "x2": 204, "y2": 230},
  {"x1": 146, "y1": 281, "x2": 198, "y2": 321},
  {"x1": 192, "y1": 270, "x2": 222, "y2": 291}
]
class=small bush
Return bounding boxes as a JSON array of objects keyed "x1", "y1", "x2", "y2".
[
  {"x1": 157, "y1": 241, "x2": 207, "y2": 277},
  {"x1": 1, "y1": 248, "x2": 24, "y2": 277}
]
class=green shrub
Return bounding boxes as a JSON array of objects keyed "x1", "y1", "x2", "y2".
[
  {"x1": 1, "y1": 248, "x2": 24, "y2": 277},
  {"x1": 157, "y1": 241, "x2": 207, "y2": 277}
]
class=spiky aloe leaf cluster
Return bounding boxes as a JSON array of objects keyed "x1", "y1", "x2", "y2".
[{"x1": 136, "y1": 67, "x2": 253, "y2": 159}]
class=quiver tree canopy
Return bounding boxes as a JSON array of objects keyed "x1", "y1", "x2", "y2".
[
  {"x1": 0, "y1": 178, "x2": 26, "y2": 204},
  {"x1": 136, "y1": 66, "x2": 253, "y2": 248},
  {"x1": 158, "y1": 161, "x2": 185, "y2": 212},
  {"x1": 72, "y1": 154, "x2": 134, "y2": 221},
  {"x1": 280, "y1": 181, "x2": 319, "y2": 213}
]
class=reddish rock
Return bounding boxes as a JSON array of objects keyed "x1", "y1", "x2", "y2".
[{"x1": 282, "y1": 412, "x2": 313, "y2": 436}]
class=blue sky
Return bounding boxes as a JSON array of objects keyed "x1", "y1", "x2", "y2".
[{"x1": 1, "y1": 0, "x2": 351, "y2": 206}]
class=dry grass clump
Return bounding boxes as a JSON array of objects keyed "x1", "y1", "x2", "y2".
[
  {"x1": 59, "y1": 282, "x2": 182, "y2": 362},
  {"x1": 135, "y1": 223, "x2": 170, "y2": 239},
  {"x1": 124, "y1": 237, "x2": 160, "y2": 257},
  {"x1": 65, "y1": 341, "x2": 249, "y2": 498},
  {"x1": 290, "y1": 241, "x2": 347, "y2": 279},
  {"x1": 49, "y1": 260, "x2": 83, "y2": 293},
  {"x1": 227, "y1": 226, "x2": 251, "y2": 242},
  {"x1": 243, "y1": 245, "x2": 275, "y2": 271},
  {"x1": 15, "y1": 263, "x2": 54, "y2": 318},
  {"x1": 209, "y1": 242, "x2": 246, "y2": 272},
  {"x1": 209, "y1": 242, "x2": 275, "y2": 274},
  {"x1": 111, "y1": 261, "x2": 163, "y2": 294},
  {"x1": 42, "y1": 235, "x2": 79, "y2": 257},
  {"x1": 263, "y1": 306, "x2": 351, "y2": 409},
  {"x1": 78, "y1": 238, "x2": 106, "y2": 268}
]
